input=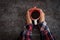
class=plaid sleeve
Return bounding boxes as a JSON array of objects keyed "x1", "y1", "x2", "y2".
[
  {"x1": 39, "y1": 21, "x2": 55, "y2": 40},
  {"x1": 19, "y1": 24, "x2": 33, "y2": 40}
]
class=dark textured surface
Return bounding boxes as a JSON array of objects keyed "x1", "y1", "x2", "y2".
[{"x1": 0, "y1": 0, "x2": 60, "y2": 40}]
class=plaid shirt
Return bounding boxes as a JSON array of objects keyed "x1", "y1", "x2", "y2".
[{"x1": 18, "y1": 22, "x2": 55, "y2": 40}]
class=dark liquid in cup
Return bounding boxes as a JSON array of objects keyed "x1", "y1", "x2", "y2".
[{"x1": 31, "y1": 10, "x2": 40, "y2": 19}]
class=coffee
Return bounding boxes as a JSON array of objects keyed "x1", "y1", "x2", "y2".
[{"x1": 31, "y1": 10, "x2": 40, "y2": 19}]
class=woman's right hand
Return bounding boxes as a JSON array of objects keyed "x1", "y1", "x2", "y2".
[{"x1": 39, "y1": 9, "x2": 45, "y2": 23}]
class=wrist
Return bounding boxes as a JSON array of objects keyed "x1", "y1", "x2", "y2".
[{"x1": 26, "y1": 19, "x2": 32, "y2": 25}]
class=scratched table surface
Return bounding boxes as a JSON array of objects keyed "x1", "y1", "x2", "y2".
[{"x1": 0, "y1": 0, "x2": 60, "y2": 40}]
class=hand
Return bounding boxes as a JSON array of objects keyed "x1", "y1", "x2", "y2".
[
  {"x1": 26, "y1": 9, "x2": 32, "y2": 24},
  {"x1": 39, "y1": 9, "x2": 45, "y2": 23}
]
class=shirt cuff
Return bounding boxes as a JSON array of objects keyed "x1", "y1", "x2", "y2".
[
  {"x1": 25, "y1": 24, "x2": 33, "y2": 29},
  {"x1": 38, "y1": 21, "x2": 47, "y2": 27}
]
